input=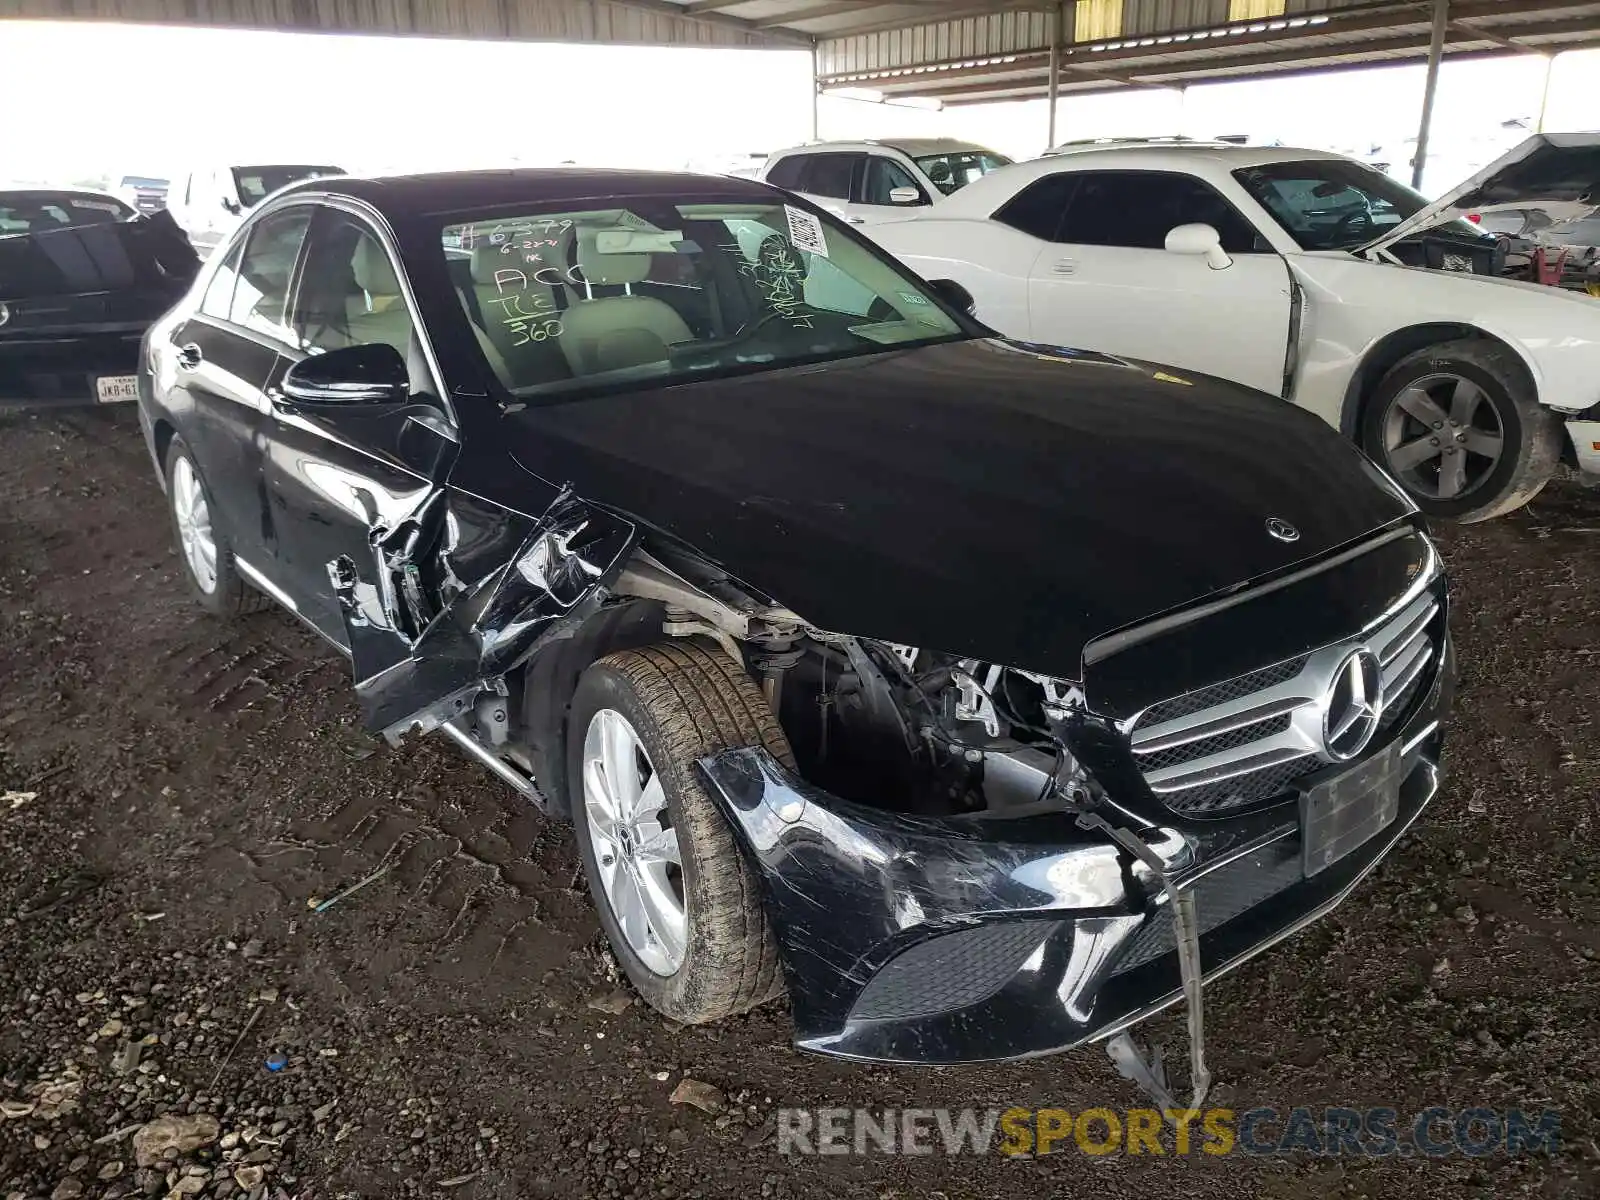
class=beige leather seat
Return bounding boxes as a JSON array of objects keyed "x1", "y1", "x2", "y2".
[
  {"x1": 466, "y1": 241, "x2": 572, "y2": 388},
  {"x1": 559, "y1": 229, "x2": 691, "y2": 377},
  {"x1": 346, "y1": 236, "x2": 413, "y2": 355}
]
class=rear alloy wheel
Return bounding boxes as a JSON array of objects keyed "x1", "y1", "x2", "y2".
[
  {"x1": 1362, "y1": 339, "x2": 1563, "y2": 522},
  {"x1": 567, "y1": 641, "x2": 791, "y2": 1023},
  {"x1": 164, "y1": 437, "x2": 269, "y2": 617}
]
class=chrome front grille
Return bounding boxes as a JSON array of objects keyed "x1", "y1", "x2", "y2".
[{"x1": 1129, "y1": 586, "x2": 1441, "y2": 816}]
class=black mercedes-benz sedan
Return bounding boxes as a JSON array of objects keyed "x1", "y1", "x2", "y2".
[{"x1": 137, "y1": 167, "x2": 1452, "y2": 1088}]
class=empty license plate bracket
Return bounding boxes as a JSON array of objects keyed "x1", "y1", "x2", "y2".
[{"x1": 1300, "y1": 742, "x2": 1402, "y2": 877}]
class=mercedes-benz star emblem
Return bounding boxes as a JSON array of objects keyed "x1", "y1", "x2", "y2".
[
  {"x1": 1322, "y1": 647, "x2": 1383, "y2": 761},
  {"x1": 1265, "y1": 517, "x2": 1300, "y2": 543},
  {"x1": 0, "y1": 302, "x2": 10, "y2": 329}
]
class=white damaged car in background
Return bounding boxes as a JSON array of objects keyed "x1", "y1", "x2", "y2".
[{"x1": 871, "y1": 133, "x2": 1600, "y2": 521}]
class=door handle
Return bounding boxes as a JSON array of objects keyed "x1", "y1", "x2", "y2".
[
  {"x1": 846, "y1": 216, "x2": 866, "y2": 224},
  {"x1": 1052, "y1": 259, "x2": 1078, "y2": 275},
  {"x1": 175, "y1": 342, "x2": 203, "y2": 370}
]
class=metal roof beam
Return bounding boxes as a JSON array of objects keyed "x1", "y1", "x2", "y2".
[
  {"x1": 835, "y1": 51, "x2": 1048, "y2": 88},
  {"x1": 815, "y1": 1, "x2": 1044, "y2": 38},
  {"x1": 1115, "y1": 27, "x2": 1547, "y2": 80},
  {"x1": 605, "y1": 0, "x2": 813, "y2": 44},
  {"x1": 1451, "y1": 19, "x2": 1545, "y2": 53},
  {"x1": 1049, "y1": 0, "x2": 1593, "y2": 68},
  {"x1": 755, "y1": 2, "x2": 902, "y2": 30},
  {"x1": 682, "y1": 0, "x2": 757, "y2": 11}
]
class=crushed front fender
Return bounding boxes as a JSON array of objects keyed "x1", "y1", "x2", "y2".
[{"x1": 333, "y1": 486, "x2": 637, "y2": 740}]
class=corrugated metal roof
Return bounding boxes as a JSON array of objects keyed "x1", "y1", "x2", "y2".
[
  {"x1": 11, "y1": 0, "x2": 1599, "y2": 99},
  {"x1": 0, "y1": 0, "x2": 809, "y2": 48},
  {"x1": 815, "y1": 1, "x2": 1600, "y2": 103}
]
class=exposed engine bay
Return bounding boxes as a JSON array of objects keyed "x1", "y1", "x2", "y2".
[{"x1": 606, "y1": 548, "x2": 1093, "y2": 822}]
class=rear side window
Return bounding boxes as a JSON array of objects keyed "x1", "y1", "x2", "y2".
[
  {"x1": 1059, "y1": 171, "x2": 1260, "y2": 253},
  {"x1": 227, "y1": 208, "x2": 312, "y2": 341},
  {"x1": 764, "y1": 156, "x2": 808, "y2": 190},
  {"x1": 994, "y1": 175, "x2": 1077, "y2": 241},
  {"x1": 797, "y1": 154, "x2": 860, "y2": 200},
  {"x1": 0, "y1": 191, "x2": 131, "y2": 235},
  {"x1": 199, "y1": 240, "x2": 244, "y2": 320}
]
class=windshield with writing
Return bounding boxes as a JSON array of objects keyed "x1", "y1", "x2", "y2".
[
  {"x1": 439, "y1": 199, "x2": 967, "y2": 401},
  {"x1": 1231, "y1": 160, "x2": 1452, "y2": 251}
]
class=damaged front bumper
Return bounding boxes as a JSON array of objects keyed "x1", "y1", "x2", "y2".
[{"x1": 696, "y1": 645, "x2": 1451, "y2": 1066}]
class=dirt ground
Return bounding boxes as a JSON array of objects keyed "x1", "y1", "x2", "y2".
[{"x1": 1, "y1": 405, "x2": 1596, "y2": 1200}]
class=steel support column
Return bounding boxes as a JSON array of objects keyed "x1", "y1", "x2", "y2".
[
  {"x1": 1411, "y1": 0, "x2": 1450, "y2": 189},
  {"x1": 1047, "y1": 3, "x2": 1063, "y2": 149},
  {"x1": 1535, "y1": 50, "x2": 1556, "y2": 131},
  {"x1": 811, "y1": 43, "x2": 821, "y2": 141}
]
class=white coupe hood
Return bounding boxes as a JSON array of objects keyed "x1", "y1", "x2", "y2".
[{"x1": 1362, "y1": 131, "x2": 1600, "y2": 256}]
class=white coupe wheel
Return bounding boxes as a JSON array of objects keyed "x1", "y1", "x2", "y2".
[{"x1": 1362, "y1": 339, "x2": 1564, "y2": 522}]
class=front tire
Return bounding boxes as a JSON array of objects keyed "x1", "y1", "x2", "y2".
[
  {"x1": 164, "y1": 437, "x2": 268, "y2": 617},
  {"x1": 567, "y1": 641, "x2": 790, "y2": 1023},
  {"x1": 1361, "y1": 339, "x2": 1562, "y2": 522}
]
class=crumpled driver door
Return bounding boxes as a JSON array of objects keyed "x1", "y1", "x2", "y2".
[{"x1": 331, "y1": 482, "x2": 637, "y2": 742}]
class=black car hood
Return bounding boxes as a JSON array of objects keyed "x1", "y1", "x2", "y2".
[
  {"x1": 0, "y1": 209, "x2": 198, "y2": 324},
  {"x1": 507, "y1": 338, "x2": 1413, "y2": 680}
]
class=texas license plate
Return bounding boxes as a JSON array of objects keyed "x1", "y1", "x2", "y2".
[
  {"x1": 95, "y1": 375, "x2": 139, "y2": 404},
  {"x1": 1300, "y1": 742, "x2": 1402, "y2": 877}
]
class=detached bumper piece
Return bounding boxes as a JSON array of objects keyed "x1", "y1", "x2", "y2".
[{"x1": 697, "y1": 658, "x2": 1448, "y2": 1066}]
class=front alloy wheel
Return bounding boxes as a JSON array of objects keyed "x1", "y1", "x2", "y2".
[
  {"x1": 581, "y1": 708, "x2": 686, "y2": 977},
  {"x1": 566, "y1": 642, "x2": 791, "y2": 1023}
]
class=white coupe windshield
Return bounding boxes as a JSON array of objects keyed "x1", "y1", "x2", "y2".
[
  {"x1": 440, "y1": 198, "x2": 966, "y2": 400},
  {"x1": 1233, "y1": 160, "x2": 1442, "y2": 251}
]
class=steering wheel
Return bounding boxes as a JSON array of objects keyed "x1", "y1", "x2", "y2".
[{"x1": 1329, "y1": 204, "x2": 1375, "y2": 243}]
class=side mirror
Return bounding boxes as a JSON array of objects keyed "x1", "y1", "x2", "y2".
[
  {"x1": 282, "y1": 343, "x2": 409, "y2": 407},
  {"x1": 888, "y1": 186, "x2": 923, "y2": 205},
  {"x1": 221, "y1": 198, "x2": 242, "y2": 216},
  {"x1": 1165, "y1": 223, "x2": 1232, "y2": 270},
  {"x1": 926, "y1": 277, "x2": 976, "y2": 317}
]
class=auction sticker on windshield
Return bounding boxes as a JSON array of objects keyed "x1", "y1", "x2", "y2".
[
  {"x1": 785, "y1": 206, "x2": 829, "y2": 258},
  {"x1": 95, "y1": 375, "x2": 138, "y2": 404}
]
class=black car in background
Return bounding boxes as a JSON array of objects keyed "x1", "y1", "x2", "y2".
[
  {"x1": 136, "y1": 168, "x2": 1452, "y2": 1085},
  {"x1": 1, "y1": 188, "x2": 198, "y2": 406}
]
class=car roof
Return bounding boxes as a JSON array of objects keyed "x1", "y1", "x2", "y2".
[
  {"x1": 277, "y1": 167, "x2": 786, "y2": 220},
  {"x1": 768, "y1": 138, "x2": 996, "y2": 159},
  {"x1": 0, "y1": 185, "x2": 131, "y2": 205},
  {"x1": 932, "y1": 142, "x2": 1354, "y2": 216}
]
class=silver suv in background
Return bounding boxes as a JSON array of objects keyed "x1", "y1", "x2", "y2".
[{"x1": 761, "y1": 138, "x2": 1010, "y2": 225}]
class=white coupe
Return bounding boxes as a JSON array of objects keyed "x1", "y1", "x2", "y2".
[{"x1": 869, "y1": 134, "x2": 1600, "y2": 521}]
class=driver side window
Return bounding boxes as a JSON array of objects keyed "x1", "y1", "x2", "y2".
[
  {"x1": 291, "y1": 209, "x2": 415, "y2": 358},
  {"x1": 1058, "y1": 171, "x2": 1261, "y2": 253}
]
